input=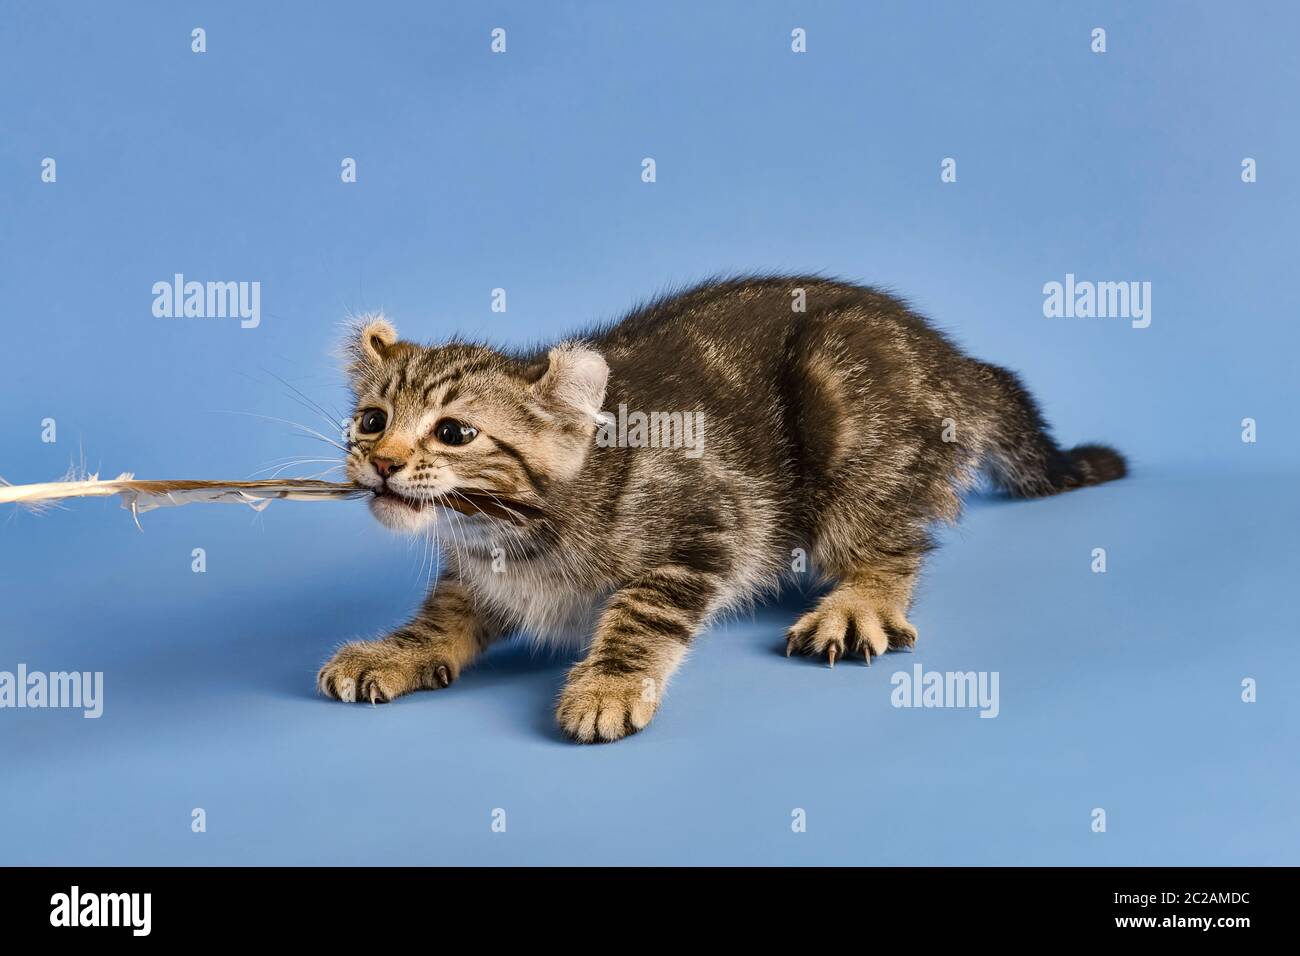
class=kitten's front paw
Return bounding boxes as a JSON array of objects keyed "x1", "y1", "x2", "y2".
[
  {"x1": 785, "y1": 585, "x2": 918, "y2": 666},
  {"x1": 317, "y1": 639, "x2": 454, "y2": 704},
  {"x1": 556, "y1": 663, "x2": 658, "y2": 743}
]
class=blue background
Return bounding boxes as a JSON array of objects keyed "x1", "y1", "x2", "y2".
[{"x1": 1, "y1": 1, "x2": 1296, "y2": 864}]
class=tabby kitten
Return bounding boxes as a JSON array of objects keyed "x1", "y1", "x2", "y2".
[{"x1": 318, "y1": 276, "x2": 1125, "y2": 742}]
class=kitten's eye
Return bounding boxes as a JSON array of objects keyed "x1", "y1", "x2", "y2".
[
  {"x1": 358, "y1": 409, "x2": 387, "y2": 434},
  {"x1": 434, "y1": 419, "x2": 478, "y2": 446}
]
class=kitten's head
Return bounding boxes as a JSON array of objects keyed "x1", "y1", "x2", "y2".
[{"x1": 342, "y1": 315, "x2": 607, "y2": 533}]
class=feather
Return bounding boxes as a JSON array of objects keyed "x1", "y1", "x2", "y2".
[{"x1": 0, "y1": 474, "x2": 542, "y2": 526}]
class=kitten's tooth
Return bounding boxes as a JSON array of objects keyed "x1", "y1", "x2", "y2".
[
  {"x1": 435, "y1": 664, "x2": 451, "y2": 687},
  {"x1": 827, "y1": 645, "x2": 838, "y2": 667}
]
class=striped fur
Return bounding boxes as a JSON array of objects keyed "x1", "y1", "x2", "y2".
[{"x1": 318, "y1": 276, "x2": 1127, "y2": 741}]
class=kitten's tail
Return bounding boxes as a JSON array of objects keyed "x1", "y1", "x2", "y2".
[{"x1": 976, "y1": 362, "x2": 1127, "y2": 498}]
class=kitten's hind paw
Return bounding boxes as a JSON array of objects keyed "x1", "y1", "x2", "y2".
[{"x1": 785, "y1": 586, "x2": 917, "y2": 666}]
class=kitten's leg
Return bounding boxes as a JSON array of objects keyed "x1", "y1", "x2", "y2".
[
  {"x1": 786, "y1": 556, "x2": 920, "y2": 665},
  {"x1": 318, "y1": 580, "x2": 501, "y2": 704},
  {"x1": 557, "y1": 566, "x2": 717, "y2": 743}
]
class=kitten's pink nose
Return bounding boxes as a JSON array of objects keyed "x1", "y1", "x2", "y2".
[{"x1": 372, "y1": 457, "x2": 404, "y2": 478}]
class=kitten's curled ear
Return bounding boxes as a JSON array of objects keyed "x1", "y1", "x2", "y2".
[
  {"x1": 527, "y1": 342, "x2": 609, "y2": 429},
  {"x1": 343, "y1": 314, "x2": 399, "y2": 384}
]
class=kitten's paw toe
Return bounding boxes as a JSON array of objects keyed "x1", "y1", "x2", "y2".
[
  {"x1": 785, "y1": 610, "x2": 849, "y2": 666},
  {"x1": 786, "y1": 589, "x2": 917, "y2": 666},
  {"x1": 358, "y1": 670, "x2": 399, "y2": 704},
  {"x1": 556, "y1": 665, "x2": 657, "y2": 743},
  {"x1": 883, "y1": 616, "x2": 918, "y2": 651}
]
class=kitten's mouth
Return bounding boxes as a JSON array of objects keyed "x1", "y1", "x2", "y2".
[
  {"x1": 372, "y1": 488, "x2": 431, "y2": 512},
  {"x1": 371, "y1": 487, "x2": 544, "y2": 524}
]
